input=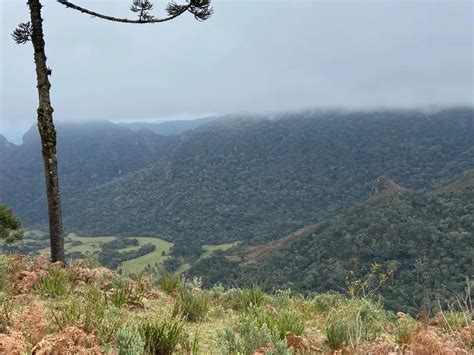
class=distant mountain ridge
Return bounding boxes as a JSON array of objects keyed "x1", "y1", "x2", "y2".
[
  {"x1": 119, "y1": 116, "x2": 218, "y2": 136},
  {"x1": 0, "y1": 134, "x2": 16, "y2": 160},
  {"x1": 0, "y1": 121, "x2": 178, "y2": 225}
]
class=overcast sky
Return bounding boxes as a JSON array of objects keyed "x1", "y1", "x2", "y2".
[{"x1": 1, "y1": 0, "x2": 473, "y2": 142}]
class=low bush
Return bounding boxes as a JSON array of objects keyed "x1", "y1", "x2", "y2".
[
  {"x1": 395, "y1": 316, "x2": 417, "y2": 345},
  {"x1": 441, "y1": 311, "x2": 471, "y2": 332},
  {"x1": 220, "y1": 288, "x2": 244, "y2": 310},
  {"x1": 249, "y1": 306, "x2": 306, "y2": 340},
  {"x1": 218, "y1": 314, "x2": 289, "y2": 355},
  {"x1": 37, "y1": 265, "x2": 75, "y2": 297},
  {"x1": 138, "y1": 318, "x2": 183, "y2": 355},
  {"x1": 324, "y1": 298, "x2": 389, "y2": 349},
  {"x1": 325, "y1": 316, "x2": 348, "y2": 350},
  {"x1": 116, "y1": 326, "x2": 144, "y2": 355},
  {"x1": 313, "y1": 292, "x2": 347, "y2": 314},
  {"x1": 157, "y1": 273, "x2": 181, "y2": 294},
  {"x1": 172, "y1": 287, "x2": 209, "y2": 322},
  {"x1": 241, "y1": 285, "x2": 266, "y2": 310},
  {"x1": 109, "y1": 275, "x2": 132, "y2": 308}
]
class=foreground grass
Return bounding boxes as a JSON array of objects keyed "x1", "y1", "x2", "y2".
[{"x1": 0, "y1": 254, "x2": 471, "y2": 354}]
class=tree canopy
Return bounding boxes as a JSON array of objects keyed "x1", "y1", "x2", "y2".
[{"x1": 0, "y1": 204, "x2": 24, "y2": 244}]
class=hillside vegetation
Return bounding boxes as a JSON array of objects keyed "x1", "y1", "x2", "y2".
[
  {"x1": 0, "y1": 254, "x2": 471, "y2": 354},
  {"x1": 0, "y1": 121, "x2": 178, "y2": 226},
  {"x1": 1, "y1": 109, "x2": 472, "y2": 245},
  {"x1": 64, "y1": 108, "x2": 473, "y2": 247},
  {"x1": 187, "y1": 171, "x2": 474, "y2": 313}
]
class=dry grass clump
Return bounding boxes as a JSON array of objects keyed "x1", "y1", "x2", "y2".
[
  {"x1": 407, "y1": 325, "x2": 470, "y2": 355},
  {"x1": 11, "y1": 303, "x2": 49, "y2": 346},
  {"x1": 32, "y1": 326, "x2": 104, "y2": 354},
  {"x1": 0, "y1": 331, "x2": 25, "y2": 354}
]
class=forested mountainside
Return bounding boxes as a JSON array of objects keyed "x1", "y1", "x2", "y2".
[
  {"x1": 1, "y1": 108, "x2": 472, "y2": 246},
  {"x1": 63, "y1": 108, "x2": 473, "y2": 246},
  {"x1": 187, "y1": 171, "x2": 474, "y2": 313},
  {"x1": 0, "y1": 134, "x2": 17, "y2": 160},
  {"x1": 120, "y1": 116, "x2": 217, "y2": 136},
  {"x1": 0, "y1": 121, "x2": 178, "y2": 225}
]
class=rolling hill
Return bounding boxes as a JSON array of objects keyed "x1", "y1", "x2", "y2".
[{"x1": 187, "y1": 171, "x2": 474, "y2": 312}]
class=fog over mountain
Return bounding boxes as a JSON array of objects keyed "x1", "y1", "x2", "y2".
[{"x1": 1, "y1": 0, "x2": 473, "y2": 142}]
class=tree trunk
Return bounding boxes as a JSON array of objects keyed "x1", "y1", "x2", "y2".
[{"x1": 28, "y1": 0, "x2": 65, "y2": 263}]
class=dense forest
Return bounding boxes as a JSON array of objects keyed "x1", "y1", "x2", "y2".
[
  {"x1": 0, "y1": 108, "x2": 473, "y2": 312},
  {"x1": 1, "y1": 108, "x2": 472, "y2": 246},
  {"x1": 0, "y1": 121, "x2": 178, "y2": 225},
  {"x1": 187, "y1": 171, "x2": 474, "y2": 313},
  {"x1": 64, "y1": 108, "x2": 473, "y2": 245}
]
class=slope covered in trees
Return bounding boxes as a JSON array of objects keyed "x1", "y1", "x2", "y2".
[
  {"x1": 63, "y1": 108, "x2": 473, "y2": 246},
  {"x1": 1, "y1": 108, "x2": 472, "y2": 248},
  {"x1": 0, "y1": 135, "x2": 17, "y2": 161},
  {"x1": 187, "y1": 171, "x2": 474, "y2": 313},
  {"x1": 0, "y1": 121, "x2": 178, "y2": 225}
]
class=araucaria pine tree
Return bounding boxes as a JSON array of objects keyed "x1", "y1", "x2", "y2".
[{"x1": 12, "y1": 0, "x2": 213, "y2": 264}]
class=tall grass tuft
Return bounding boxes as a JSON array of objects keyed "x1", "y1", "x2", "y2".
[
  {"x1": 139, "y1": 318, "x2": 183, "y2": 355},
  {"x1": 157, "y1": 273, "x2": 181, "y2": 294},
  {"x1": 395, "y1": 316, "x2": 417, "y2": 345},
  {"x1": 241, "y1": 284, "x2": 265, "y2": 310},
  {"x1": 324, "y1": 298, "x2": 389, "y2": 349},
  {"x1": 38, "y1": 265, "x2": 74, "y2": 297},
  {"x1": 172, "y1": 287, "x2": 209, "y2": 322}
]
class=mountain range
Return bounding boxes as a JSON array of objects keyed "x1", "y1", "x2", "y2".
[{"x1": 0, "y1": 107, "x2": 473, "y2": 310}]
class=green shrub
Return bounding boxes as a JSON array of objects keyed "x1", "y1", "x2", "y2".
[
  {"x1": 138, "y1": 318, "x2": 183, "y2": 355},
  {"x1": 271, "y1": 289, "x2": 293, "y2": 308},
  {"x1": 241, "y1": 285, "x2": 265, "y2": 310},
  {"x1": 116, "y1": 326, "x2": 145, "y2": 355},
  {"x1": 272, "y1": 308, "x2": 305, "y2": 339},
  {"x1": 248, "y1": 306, "x2": 306, "y2": 340},
  {"x1": 442, "y1": 311, "x2": 471, "y2": 332},
  {"x1": 49, "y1": 284, "x2": 116, "y2": 338},
  {"x1": 97, "y1": 307, "x2": 127, "y2": 345},
  {"x1": 38, "y1": 265, "x2": 74, "y2": 297},
  {"x1": 157, "y1": 273, "x2": 181, "y2": 294},
  {"x1": 109, "y1": 276, "x2": 131, "y2": 308},
  {"x1": 313, "y1": 292, "x2": 347, "y2": 314},
  {"x1": 324, "y1": 298, "x2": 388, "y2": 349},
  {"x1": 209, "y1": 304, "x2": 225, "y2": 319},
  {"x1": 220, "y1": 288, "x2": 245, "y2": 310},
  {"x1": 218, "y1": 314, "x2": 288, "y2": 355},
  {"x1": 172, "y1": 288, "x2": 209, "y2": 322},
  {"x1": 395, "y1": 316, "x2": 417, "y2": 345},
  {"x1": 82, "y1": 284, "x2": 108, "y2": 333},
  {"x1": 325, "y1": 316, "x2": 348, "y2": 350}
]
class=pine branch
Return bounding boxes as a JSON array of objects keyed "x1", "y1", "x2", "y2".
[
  {"x1": 130, "y1": 0, "x2": 155, "y2": 21},
  {"x1": 56, "y1": 0, "x2": 212, "y2": 24},
  {"x1": 11, "y1": 22, "x2": 33, "y2": 44}
]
